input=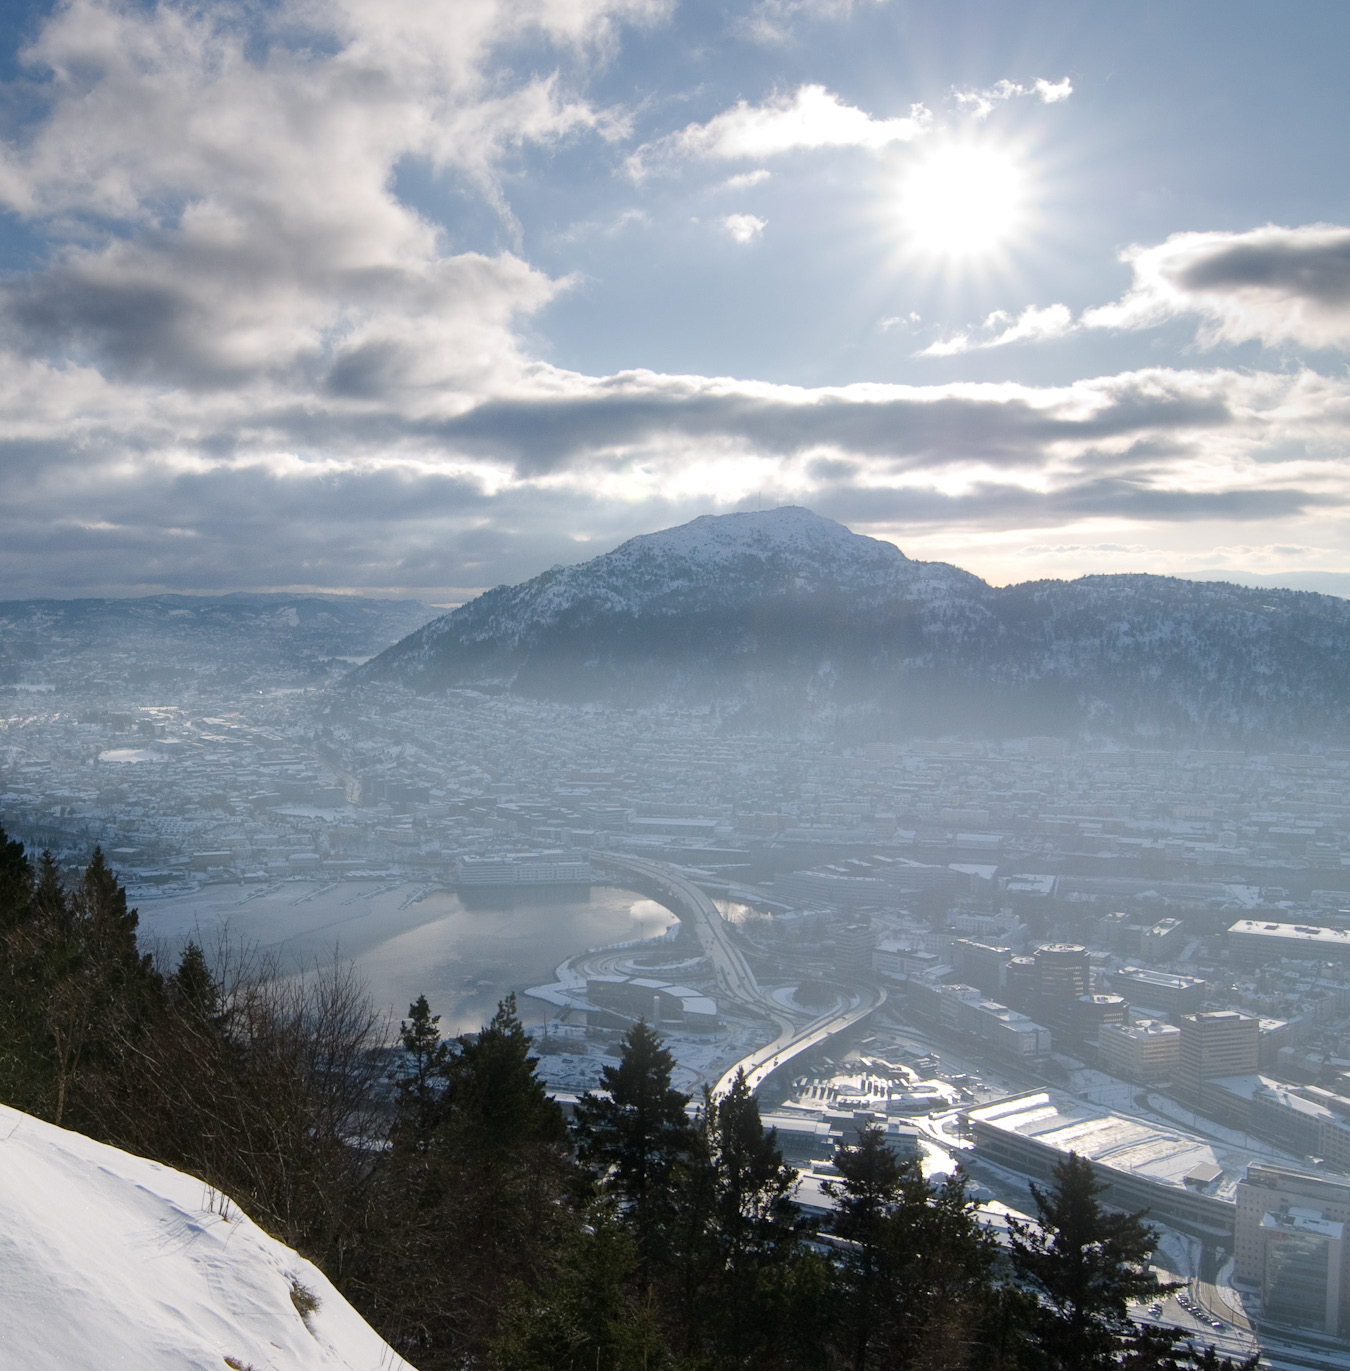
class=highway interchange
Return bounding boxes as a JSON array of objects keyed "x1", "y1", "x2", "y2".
[{"x1": 589, "y1": 851, "x2": 886, "y2": 1099}]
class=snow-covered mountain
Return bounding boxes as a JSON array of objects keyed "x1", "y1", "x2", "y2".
[
  {"x1": 351, "y1": 507, "x2": 1350, "y2": 744},
  {"x1": 0, "y1": 1102, "x2": 414, "y2": 1371}
]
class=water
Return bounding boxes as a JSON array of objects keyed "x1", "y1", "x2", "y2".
[{"x1": 136, "y1": 880, "x2": 677, "y2": 1033}]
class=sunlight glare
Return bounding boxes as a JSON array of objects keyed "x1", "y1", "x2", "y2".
[{"x1": 898, "y1": 141, "x2": 1027, "y2": 260}]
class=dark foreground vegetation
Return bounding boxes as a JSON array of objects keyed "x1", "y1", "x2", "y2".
[{"x1": 0, "y1": 825, "x2": 1257, "y2": 1371}]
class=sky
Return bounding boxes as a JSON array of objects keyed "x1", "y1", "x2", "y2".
[{"x1": 0, "y1": 0, "x2": 1348, "y2": 603}]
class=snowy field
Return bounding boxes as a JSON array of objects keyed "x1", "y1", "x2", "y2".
[{"x1": 137, "y1": 880, "x2": 676, "y2": 1033}]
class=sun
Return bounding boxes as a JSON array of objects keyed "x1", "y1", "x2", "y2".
[{"x1": 897, "y1": 140, "x2": 1028, "y2": 261}]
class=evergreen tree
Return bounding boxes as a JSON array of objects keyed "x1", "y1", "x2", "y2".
[
  {"x1": 170, "y1": 939, "x2": 221, "y2": 1025},
  {"x1": 491, "y1": 1208, "x2": 671, "y2": 1371},
  {"x1": 1007, "y1": 1152, "x2": 1168, "y2": 1371},
  {"x1": 0, "y1": 826, "x2": 39, "y2": 1110},
  {"x1": 392, "y1": 994, "x2": 452, "y2": 1153},
  {"x1": 827, "y1": 1126, "x2": 999, "y2": 1371},
  {"x1": 443, "y1": 993, "x2": 567, "y2": 1164},
  {"x1": 575, "y1": 1019, "x2": 695, "y2": 1285},
  {"x1": 0, "y1": 824, "x2": 33, "y2": 932},
  {"x1": 826, "y1": 1124, "x2": 902, "y2": 1370},
  {"x1": 358, "y1": 995, "x2": 573, "y2": 1371},
  {"x1": 680, "y1": 1070, "x2": 828, "y2": 1368}
]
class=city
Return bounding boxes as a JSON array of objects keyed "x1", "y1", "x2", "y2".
[{"x1": 5, "y1": 637, "x2": 1350, "y2": 1366}]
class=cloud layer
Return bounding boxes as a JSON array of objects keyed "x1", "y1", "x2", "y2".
[{"x1": 0, "y1": 1, "x2": 1344, "y2": 599}]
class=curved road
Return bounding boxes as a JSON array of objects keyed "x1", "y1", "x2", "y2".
[{"x1": 589, "y1": 851, "x2": 885, "y2": 1098}]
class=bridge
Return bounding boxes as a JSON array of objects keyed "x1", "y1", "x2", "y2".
[{"x1": 589, "y1": 850, "x2": 885, "y2": 1098}]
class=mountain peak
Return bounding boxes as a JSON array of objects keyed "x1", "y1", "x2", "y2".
[{"x1": 605, "y1": 506, "x2": 907, "y2": 571}]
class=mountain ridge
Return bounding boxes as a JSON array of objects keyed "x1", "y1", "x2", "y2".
[{"x1": 350, "y1": 508, "x2": 1350, "y2": 745}]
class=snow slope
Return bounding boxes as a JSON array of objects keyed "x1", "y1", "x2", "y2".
[{"x1": 0, "y1": 1102, "x2": 413, "y2": 1371}]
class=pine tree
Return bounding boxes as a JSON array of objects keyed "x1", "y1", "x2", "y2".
[
  {"x1": 361, "y1": 995, "x2": 573, "y2": 1370},
  {"x1": 827, "y1": 1125, "x2": 998, "y2": 1371},
  {"x1": 393, "y1": 994, "x2": 451, "y2": 1152},
  {"x1": 443, "y1": 993, "x2": 567, "y2": 1164},
  {"x1": 682, "y1": 1069, "x2": 828, "y2": 1367},
  {"x1": 170, "y1": 939, "x2": 221, "y2": 1024},
  {"x1": 575, "y1": 1019, "x2": 695, "y2": 1285},
  {"x1": 0, "y1": 826, "x2": 39, "y2": 1110},
  {"x1": 0, "y1": 824, "x2": 32, "y2": 933},
  {"x1": 1007, "y1": 1151, "x2": 1168, "y2": 1371},
  {"x1": 826, "y1": 1124, "x2": 902, "y2": 1370},
  {"x1": 492, "y1": 1208, "x2": 671, "y2": 1371}
]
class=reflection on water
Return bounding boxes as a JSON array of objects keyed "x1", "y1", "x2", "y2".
[{"x1": 137, "y1": 880, "x2": 678, "y2": 1033}]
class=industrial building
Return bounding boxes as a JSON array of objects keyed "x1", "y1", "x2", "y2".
[
  {"x1": 458, "y1": 854, "x2": 592, "y2": 886},
  {"x1": 905, "y1": 979, "x2": 1052, "y2": 1061},
  {"x1": 965, "y1": 1090, "x2": 1243, "y2": 1238},
  {"x1": 1108, "y1": 966, "x2": 1207, "y2": 1015},
  {"x1": 1033, "y1": 944, "x2": 1091, "y2": 1026},
  {"x1": 1075, "y1": 993, "x2": 1127, "y2": 1038},
  {"x1": 585, "y1": 976, "x2": 719, "y2": 1032},
  {"x1": 1178, "y1": 1010, "x2": 1258, "y2": 1102},
  {"x1": 952, "y1": 938, "x2": 1010, "y2": 998},
  {"x1": 1228, "y1": 920, "x2": 1350, "y2": 969}
]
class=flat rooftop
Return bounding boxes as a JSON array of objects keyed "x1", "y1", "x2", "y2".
[
  {"x1": 1229, "y1": 920, "x2": 1350, "y2": 949},
  {"x1": 1114, "y1": 966, "x2": 1206, "y2": 990},
  {"x1": 966, "y1": 1090, "x2": 1246, "y2": 1202}
]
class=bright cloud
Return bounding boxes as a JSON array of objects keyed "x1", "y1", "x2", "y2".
[
  {"x1": 0, "y1": 0, "x2": 646, "y2": 403},
  {"x1": 631, "y1": 84, "x2": 930, "y2": 175},
  {"x1": 955, "y1": 76, "x2": 1073, "y2": 119},
  {"x1": 0, "y1": 350, "x2": 1344, "y2": 595},
  {"x1": 1083, "y1": 224, "x2": 1350, "y2": 350},
  {"x1": 724, "y1": 213, "x2": 768, "y2": 243},
  {"x1": 0, "y1": 1, "x2": 1347, "y2": 598},
  {"x1": 720, "y1": 169, "x2": 772, "y2": 190},
  {"x1": 739, "y1": 0, "x2": 888, "y2": 43},
  {"x1": 924, "y1": 224, "x2": 1350, "y2": 357},
  {"x1": 919, "y1": 304, "x2": 1075, "y2": 356}
]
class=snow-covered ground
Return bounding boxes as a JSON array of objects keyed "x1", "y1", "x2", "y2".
[{"x1": 0, "y1": 1103, "x2": 413, "y2": 1371}]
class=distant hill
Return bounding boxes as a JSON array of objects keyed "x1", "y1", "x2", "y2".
[
  {"x1": 0, "y1": 592, "x2": 434, "y2": 691},
  {"x1": 349, "y1": 507, "x2": 1350, "y2": 745}
]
